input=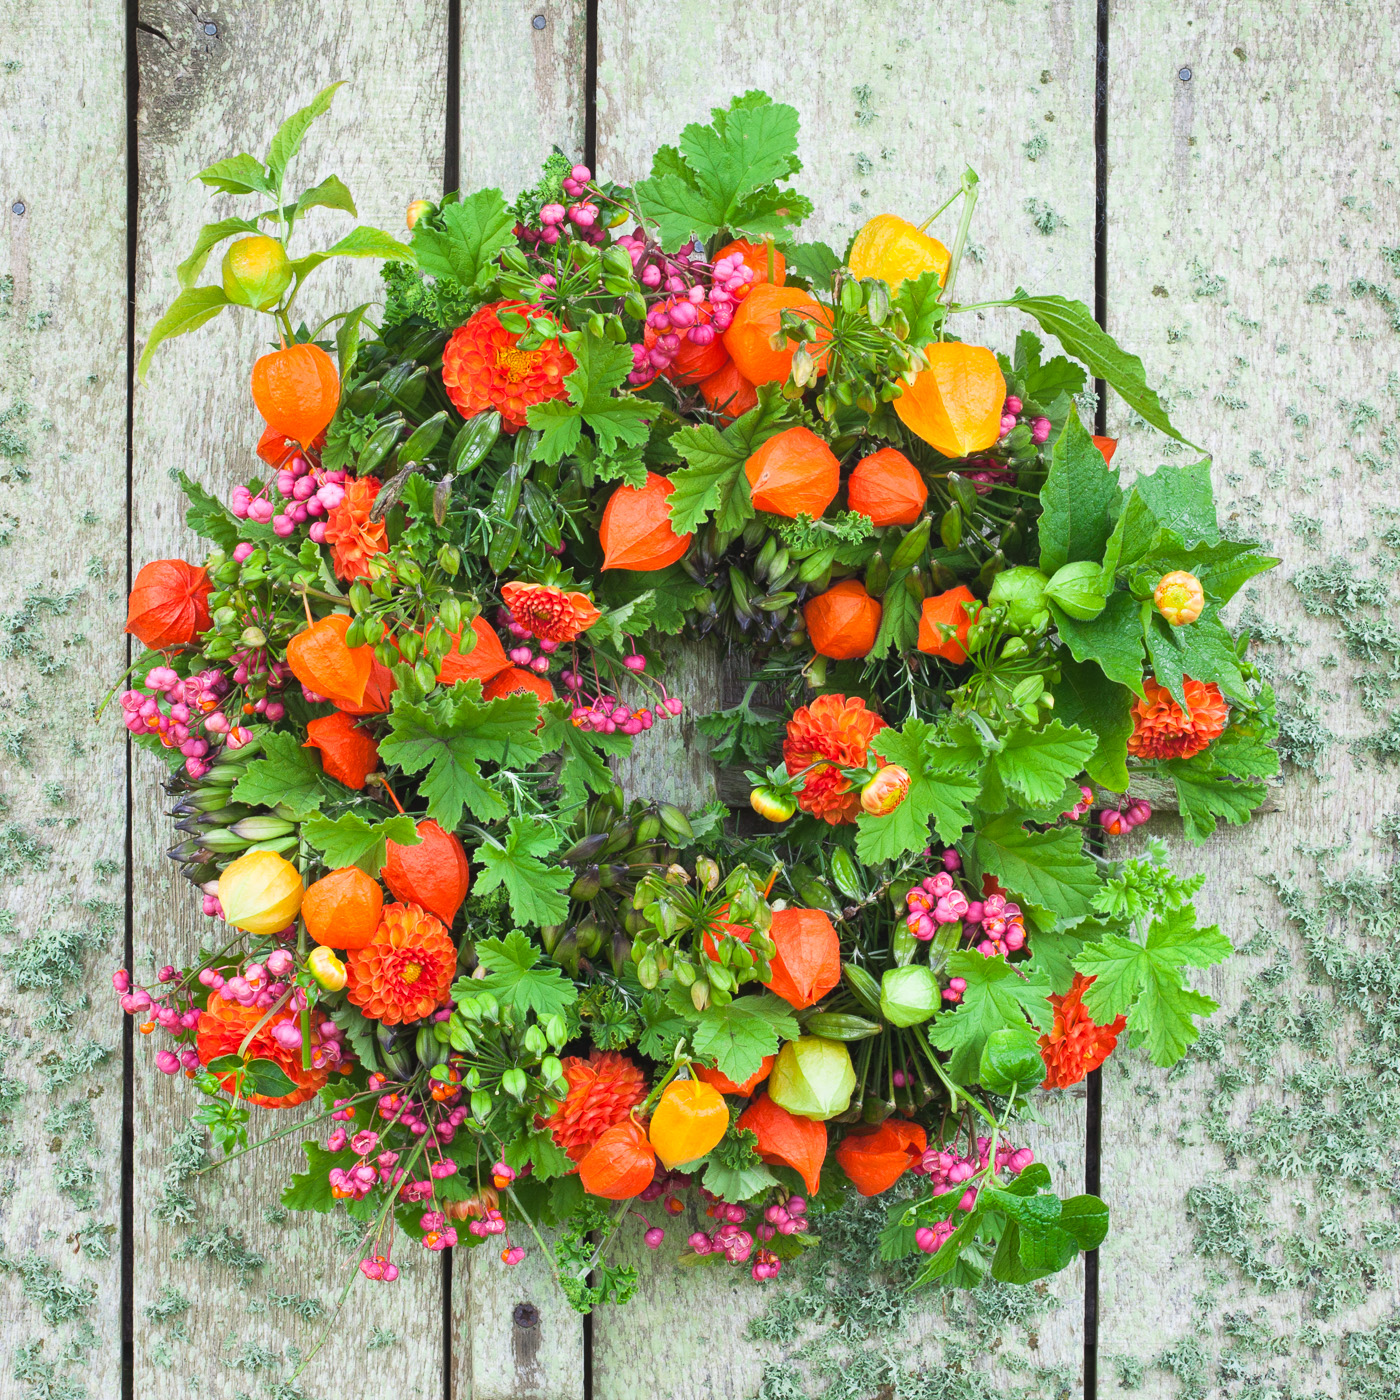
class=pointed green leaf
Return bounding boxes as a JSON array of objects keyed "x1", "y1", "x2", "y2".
[
  {"x1": 136, "y1": 287, "x2": 229, "y2": 381},
  {"x1": 266, "y1": 81, "x2": 344, "y2": 181},
  {"x1": 1038, "y1": 404, "x2": 1122, "y2": 575}
]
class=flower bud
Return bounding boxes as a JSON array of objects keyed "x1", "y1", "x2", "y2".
[
  {"x1": 859, "y1": 765, "x2": 911, "y2": 817},
  {"x1": 768, "y1": 1037, "x2": 856, "y2": 1121},
  {"x1": 1154, "y1": 570, "x2": 1204, "y2": 626},
  {"x1": 307, "y1": 946, "x2": 346, "y2": 991},
  {"x1": 750, "y1": 786, "x2": 797, "y2": 823},
  {"x1": 216, "y1": 849, "x2": 304, "y2": 936},
  {"x1": 406, "y1": 199, "x2": 436, "y2": 229}
]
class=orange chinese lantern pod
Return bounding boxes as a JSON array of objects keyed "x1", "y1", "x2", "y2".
[
  {"x1": 482, "y1": 665, "x2": 556, "y2": 717},
  {"x1": 338, "y1": 659, "x2": 398, "y2": 717},
  {"x1": 698, "y1": 359, "x2": 758, "y2": 422},
  {"x1": 765, "y1": 908, "x2": 841, "y2": 1010},
  {"x1": 894, "y1": 343, "x2": 1006, "y2": 459},
  {"x1": 834, "y1": 1119, "x2": 928, "y2": 1196},
  {"x1": 713, "y1": 237, "x2": 786, "y2": 288},
  {"x1": 578, "y1": 1117, "x2": 657, "y2": 1200},
  {"x1": 648, "y1": 1078, "x2": 729, "y2": 1169},
  {"x1": 600, "y1": 472, "x2": 693, "y2": 572},
  {"x1": 286, "y1": 613, "x2": 372, "y2": 711},
  {"x1": 301, "y1": 866, "x2": 384, "y2": 951},
  {"x1": 736, "y1": 1093, "x2": 827, "y2": 1197},
  {"x1": 304, "y1": 711, "x2": 379, "y2": 790},
  {"x1": 1093, "y1": 435, "x2": 1118, "y2": 466},
  {"x1": 251, "y1": 342, "x2": 340, "y2": 449},
  {"x1": 381, "y1": 819, "x2": 471, "y2": 927},
  {"x1": 644, "y1": 297, "x2": 728, "y2": 385},
  {"x1": 723, "y1": 283, "x2": 832, "y2": 386},
  {"x1": 917, "y1": 585, "x2": 981, "y2": 663},
  {"x1": 217, "y1": 849, "x2": 304, "y2": 936},
  {"x1": 744, "y1": 427, "x2": 840, "y2": 518},
  {"x1": 803, "y1": 579, "x2": 882, "y2": 661},
  {"x1": 126, "y1": 559, "x2": 213, "y2": 650},
  {"x1": 695, "y1": 1054, "x2": 775, "y2": 1097},
  {"x1": 437, "y1": 617, "x2": 512, "y2": 688},
  {"x1": 846, "y1": 447, "x2": 928, "y2": 527},
  {"x1": 848, "y1": 214, "x2": 951, "y2": 293},
  {"x1": 256, "y1": 425, "x2": 300, "y2": 469}
]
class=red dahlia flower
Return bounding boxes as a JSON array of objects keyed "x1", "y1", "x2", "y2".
[
  {"x1": 345, "y1": 902, "x2": 457, "y2": 1024},
  {"x1": 501, "y1": 581, "x2": 601, "y2": 643},
  {"x1": 1038, "y1": 973, "x2": 1127, "y2": 1089},
  {"x1": 782, "y1": 693, "x2": 888, "y2": 825},
  {"x1": 324, "y1": 477, "x2": 387, "y2": 582},
  {"x1": 442, "y1": 300, "x2": 574, "y2": 431},
  {"x1": 541, "y1": 1050, "x2": 647, "y2": 1162},
  {"x1": 1127, "y1": 676, "x2": 1227, "y2": 761}
]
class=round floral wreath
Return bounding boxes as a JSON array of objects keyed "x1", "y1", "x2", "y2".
[{"x1": 117, "y1": 86, "x2": 1279, "y2": 1338}]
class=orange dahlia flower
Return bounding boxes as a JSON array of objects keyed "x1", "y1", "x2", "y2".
[
  {"x1": 442, "y1": 301, "x2": 575, "y2": 432},
  {"x1": 195, "y1": 991, "x2": 328, "y2": 1108},
  {"x1": 541, "y1": 1050, "x2": 647, "y2": 1162},
  {"x1": 324, "y1": 477, "x2": 387, "y2": 582},
  {"x1": 1039, "y1": 973, "x2": 1127, "y2": 1090},
  {"x1": 782, "y1": 693, "x2": 888, "y2": 825},
  {"x1": 345, "y1": 902, "x2": 457, "y2": 1024},
  {"x1": 501, "y1": 580, "x2": 601, "y2": 643},
  {"x1": 1126, "y1": 676, "x2": 1228, "y2": 761}
]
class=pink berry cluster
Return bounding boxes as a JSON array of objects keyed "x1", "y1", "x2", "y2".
[
  {"x1": 905, "y1": 872, "x2": 970, "y2": 940},
  {"x1": 1064, "y1": 784, "x2": 1095, "y2": 820},
  {"x1": 688, "y1": 1194, "x2": 807, "y2": 1280},
  {"x1": 231, "y1": 453, "x2": 348, "y2": 542},
  {"x1": 111, "y1": 966, "x2": 201, "y2": 1076},
  {"x1": 998, "y1": 395, "x2": 1051, "y2": 447},
  {"x1": 518, "y1": 164, "x2": 608, "y2": 250},
  {"x1": 910, "y1": 1137, "x2": 1034, "y2": 1253},
  {"x1": 627, "y1": 245, "x2": 754, "y2": 386},
  {"x1": 119, "y1": 665, "x2": 238, "y2": 778},
  {"x1": 1099, "y1": 799, "x2": 1153, "y2": 836}
]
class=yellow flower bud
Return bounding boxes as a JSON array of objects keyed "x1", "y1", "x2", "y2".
[
  {"x1": 859, "y1": 765, "x2": 911, "y2": 817},
  {"x1": 1154, "y1": 570, "x2": 1205, "y2": 627},
  {"x1": 307, "y1": 945, "x2": 347, "y2": 992},
  {"x1": 217, "y1": 850, "x2": 304, "y2": 936},
  {"x1": 406, "y1": 199, "x2": 436, "y2": 230}
]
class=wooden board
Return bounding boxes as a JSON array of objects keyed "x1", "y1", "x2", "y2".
[
  {"x1": 591, "y1": 6, "x2": 1097, "y2": 1393},
  {"x1": 129, "y1": 4, "x2": 449, "y2": 1393},
  {"x1": 1099, "y1": 4, "x2": 1400, "y2": 1394},
  {"x1": 0, "y1": 7, "x2": 128, "y2": 1400}
]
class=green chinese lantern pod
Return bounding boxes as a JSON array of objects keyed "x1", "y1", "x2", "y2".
[
  {"x1": 768, "y1": 1036, "x2": 857, "y2": 1121},
  {"x1": 879, "y1": 965, "x2": 941, "y2": 1028},
  {"x1": 988, "y1": 565, "x2": 1050, "y2": 628},
  {"x1": 1044, "y1": 560, "x2": 1108, "y2": 621}
]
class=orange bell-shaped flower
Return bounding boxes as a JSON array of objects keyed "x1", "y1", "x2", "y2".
[
  {"x1": 251, "y1": 342, "x2": 340, "y2": 449},
  {"x1": 126, "y1": 559, "x2": 213, "y2": 650},
  {"x1": 698, "y1": 359, "x2": 758, "y2": 422},
  {"x1": 917, "y1": 585, "x2": 981, "y2": 663},
  {"x1": 286, "y1": 614, "x2": 372, "y2": 711},
  {"x1": 600, "y1": 472, "x2": 693, "y2": 571},
  {"x1": 483, "y1": 666, "x2": 556, "y2": 708},
  {"x1": 765, "y1": 908, "x2": 841, "y2": 1010},
  {"x1": 894, "y1": 343, "x2": 1005, "y2": 459},
  {"x1": 644, "y1": 298, "x2": 728, "y2": 385},
  {"x1": 303, "y1": 711, "x2": 379, "y2": 790},
  {"x1": 301, "y1": 866, "x2": 384, "y2": 951},
  {"x1": 723, "y1": 283, "x2": 832, "y2": 386},
  {"x1": 578, "y1": 1117, "x2": 657, "y2": 1200},
  {"x1": 695, "y1": 1055, "x2": 775, "y2": 1097},
  {"x1": 381, "y1": 819, "x2": 471, "y2": 927},
  {"x1": 713, "y1": 238, "x2": 786, "y2": 287},
  {"x1": 846, "y1": 447, "x2": 928, "y2": 527},
  {"x1": 803, "y1": 579, "x2": 882, "y2": 661},
  {"x1": 834, "y1": 1119, "x2": 927, "y2": 1196},
  {"x1": 736, "y1": 1093, "x2": 827, "y2": 1197},
  {"x1": 437, "y1": 617, "x2": 512, "y2": 688},
  {"x1": 745, "y1": 427, "x2": 840, "y2": 518},
  {"x1": 648, "y1": 1078, "x2": 729, "y2": 1169}
]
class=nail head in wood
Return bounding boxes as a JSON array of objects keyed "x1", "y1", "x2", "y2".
[
  {"x1": 532, "y1": 14, "x2": 546, "y2": 29},
  {"x1": 513, "y1": 1302, "x2": 540, "y2": 1328},
  {"x1": 1178, "y1": 67, "x2": 1192, "y2": 81}
]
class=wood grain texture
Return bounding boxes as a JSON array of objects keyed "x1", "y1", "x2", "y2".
[
  {"x1": 130, "y1": 4, "x2": 449, "y2": 1394},
  {"x1": 592, "y1": 7, "x2": 1096, "y2": 1392},
  {"x1": 450, "y1": 6, "x2": 589, "y2": 1394},
  {"x1": 1099, "y1": 4, "x2": 1400, "y2": 1392},
  {"x1": 0, "y1": 6, "x2": 127, "y2": 1399}
]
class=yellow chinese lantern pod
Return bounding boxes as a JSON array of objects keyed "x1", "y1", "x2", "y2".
[
  {"x1": 894, "y1": 343, "x2": 1006, "y2": 459},
  {"x1": 217, "y1": 849, "x2": 305, "y2": 936},
  {"x1": 848, "y1": 214, "x2": 951, "y2": 293},
  {"x1": 767, "y1": 1036, "x2": 856, "y2": 1121},
  {"x1": 648, "y1": 1078, "x2": 729, "y2": 1169}
]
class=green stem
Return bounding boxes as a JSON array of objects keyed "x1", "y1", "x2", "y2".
[
  {"x1": 928, "y1": 1053, "x2": 998, "y2": 1131},
  {"x1": 917, "y1": 185, "x2": 964, "y2": 234},
  {"x1": 193, "y1": 1089, "x2": 382, "y2": 1174},
  {"x1": 938, "y1": 171, "x2": 981, "y2": 320}
]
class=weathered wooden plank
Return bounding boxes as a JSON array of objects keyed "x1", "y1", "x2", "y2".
[
  {"x1": 591, "y1": 6, "x2": 1097, "y2": 1394},
  {"x1": 0, "y1": 7, "x2": 127, "y2": 1400},
  {"x1": 1100, "y1": 5, "x2": 1400, "y2": 1394},
  {"x1": 130, "y1": 4, "x2": 449, "y2": 1394},
  {"x1": 449, "y1": 6, "x2": 590, "y2": 1397}
]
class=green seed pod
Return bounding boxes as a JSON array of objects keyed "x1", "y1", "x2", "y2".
[
  {"x1": 864, "y1": 553, "x2": 891, "y2": 598},
  {"x1": 829, "y1": 848, "x2": 861, "y2": 901},
  {"x1": 449, "y1": 411, "x2": 503, "y2": 474},
  {"x1": 768, "y1": 1037, "x2": 856, "y2": 1120},
  {"x1": 890, "y1": 516, "x2": 932, "y2": 571},
  {"x1": 879, "y1": 965, "x2": 940, "y2": 1027},
  {"x1": 842, "y1": 963, "x2": 883, "y2": 1016},
  {"x1": 803, "y1": 1012, "x2": 883, "y2": 1041},
  {"x1": 940, "y1": 503, "x2": 963, "y2": 551},
  {"x1": 988, "y1": 565, "x2": 1050, "y2": 629},
  {"x1": 1044, "y1": 560, "x2": 1108, "y2": 621},
  {"x1": 398, "y1": 410, "x2": 449, "y2": 465}
]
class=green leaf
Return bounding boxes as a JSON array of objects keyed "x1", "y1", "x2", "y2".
[
  {"x1": 328, "y1": 1001, "x2": 378, "y2": 1074},
  {"x1": 1038, "y1": 404, "x2": 1123, "y2": 575},
  {"x1": 412, "y1": 188, "x2": 516, "y2": 288},
  {"x1": 379, "y1": 681, "x2": 544, "y2": 829},
  {"x1": 283, "y1": 1141, "x2": 355, "y2": 1212},
  {"x1": 266, "y1": 81, "x2": 344, "y2": 180},
  {"x1": 1130, "y1": 459, "x2": 1219, "y2": 549},
  {"x1": 1007, "y1": 291, "x2": 1193, "y2": 445},
  {"x1": 472, "y1": 817, "x2": 572, "y2": 928},
  {"x1": 475, "y1": 930, "x2": 578, "y2": 1018},
  {"x1": 206, "y1": 1054, "x2": 297, "y2": 1100},
  {"x1": 1143, "y1": 610, "x2": 1247, "y2": 709},
  {"x1": 987, "y1": 721, "x2": 1097, "y2": 808},
  {"x1": 504, "y1": 1126, "x2": 572, "y2": 1181},
  {"x1": 928, "y1": 952, "x2": 1052, "y2": 1084},
  {"x1": 868, "y1": 568, "x2": 921, "y2": 661},
  {"x1": 1074, "y1": 903, "x2": 1231, "y2": 1066},
  {"x1": 786, "y1": 241, "x2": 841, "y2": 291},
  {"x1": 1051, "y1": 590, "x2": 1147, "y2": 697},
  {"x1": 335, "y1": 301, "x2": 372, "y2": 382},
  {"x1": 1164, "y1": 763, "x2": 1268, "y2": 844},
  {"x1": 292, "y1": 174, "x2": 357, "y2": 223},
  {"x1": 527, "y1": 330, "x2": 653, "y2": 463},
  {"x1": 970, "y1": 811, "x2": 1099, "y2": 929},
  {"x1": 1013, "y1": 330, "x2": 1087, "y2": 404},
  {"x1": 702, "y1": 1152, "x2": 777, "y2": 1202},
  {"x1": 1057, "y1": 1194, "x2": 1110, "y2": 1251},
  {"x1": 691, "y1": 994, "x2": 799, "y2": 1084},
  {"x1": 301, "y1": 811, "x2": 420, "y2": 876},
  {"x1": 696, "y1": 694, "x2": 784, "y2": 768},
  {"x1": 539, "y1": 699, "x2": 632, "y2": 806},
  {"x1": 196, "y1": 153, "x2": 274, "y2": 196},
  {"x1": 1024, "y1": 925, "x2": 1089, "y2": 997},
  {"x1": 668, "y1": 385, "x2": 806, "y2": 535},
  {"x1": 894, "y1": 269, "x2": 945, "y2": 347},
  {"x1": 855, "y1": 718, "x2": 983, "y2": 862},
  {"x1": 178, "y1": 470, "x2": 243, "y2": 550},
  {"x1": 231, "y1": 730, "x2": 337, "y2": 819},
  {"x1": 176, "y1": 217, "x2": 263, "y2": 289},
  {"x1": 137, "y1": 287, "x2": 229, "y2": 381},
  {"x1": 1051, "y1": 657, "x2": 1133, "y2": 792},
  {"x1": 291, "y1": 225, "x2": 414, "y2": 282}
]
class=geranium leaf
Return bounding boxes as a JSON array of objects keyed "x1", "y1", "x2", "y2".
[
  {"x1": 927, "y1": 951, "x2": 1053, "y2": 1084},
  {"x1": 691, "y1": 994, "x2": 798, "y2": 1083},
  {"x1": 474, "y1": 929, "x2": 578, "y2": 1018},
  {"x1": 527, "y1": 330, "x2": 652, "y2": 464},
  {"x1": 471, "y1": 819, "x2": 572, "y2": 929},
  {"x1": 969, "y1": 811, "x2": 1099, "y2": 929},
  {"x1": 412, "y1": 187, "x2": 516, "y2": 288}
]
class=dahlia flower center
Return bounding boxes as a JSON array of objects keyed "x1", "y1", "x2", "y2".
[
  {"x1": 401, "y1": 962, "x2": 423, "y2": 984},
  {"x1": 495, "y1": 346, "x2": 541, "y2": 382}
]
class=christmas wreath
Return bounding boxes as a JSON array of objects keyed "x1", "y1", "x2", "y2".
[{"x1": 116, "y1": 85, "x2": 1280, "y2": 1340}]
